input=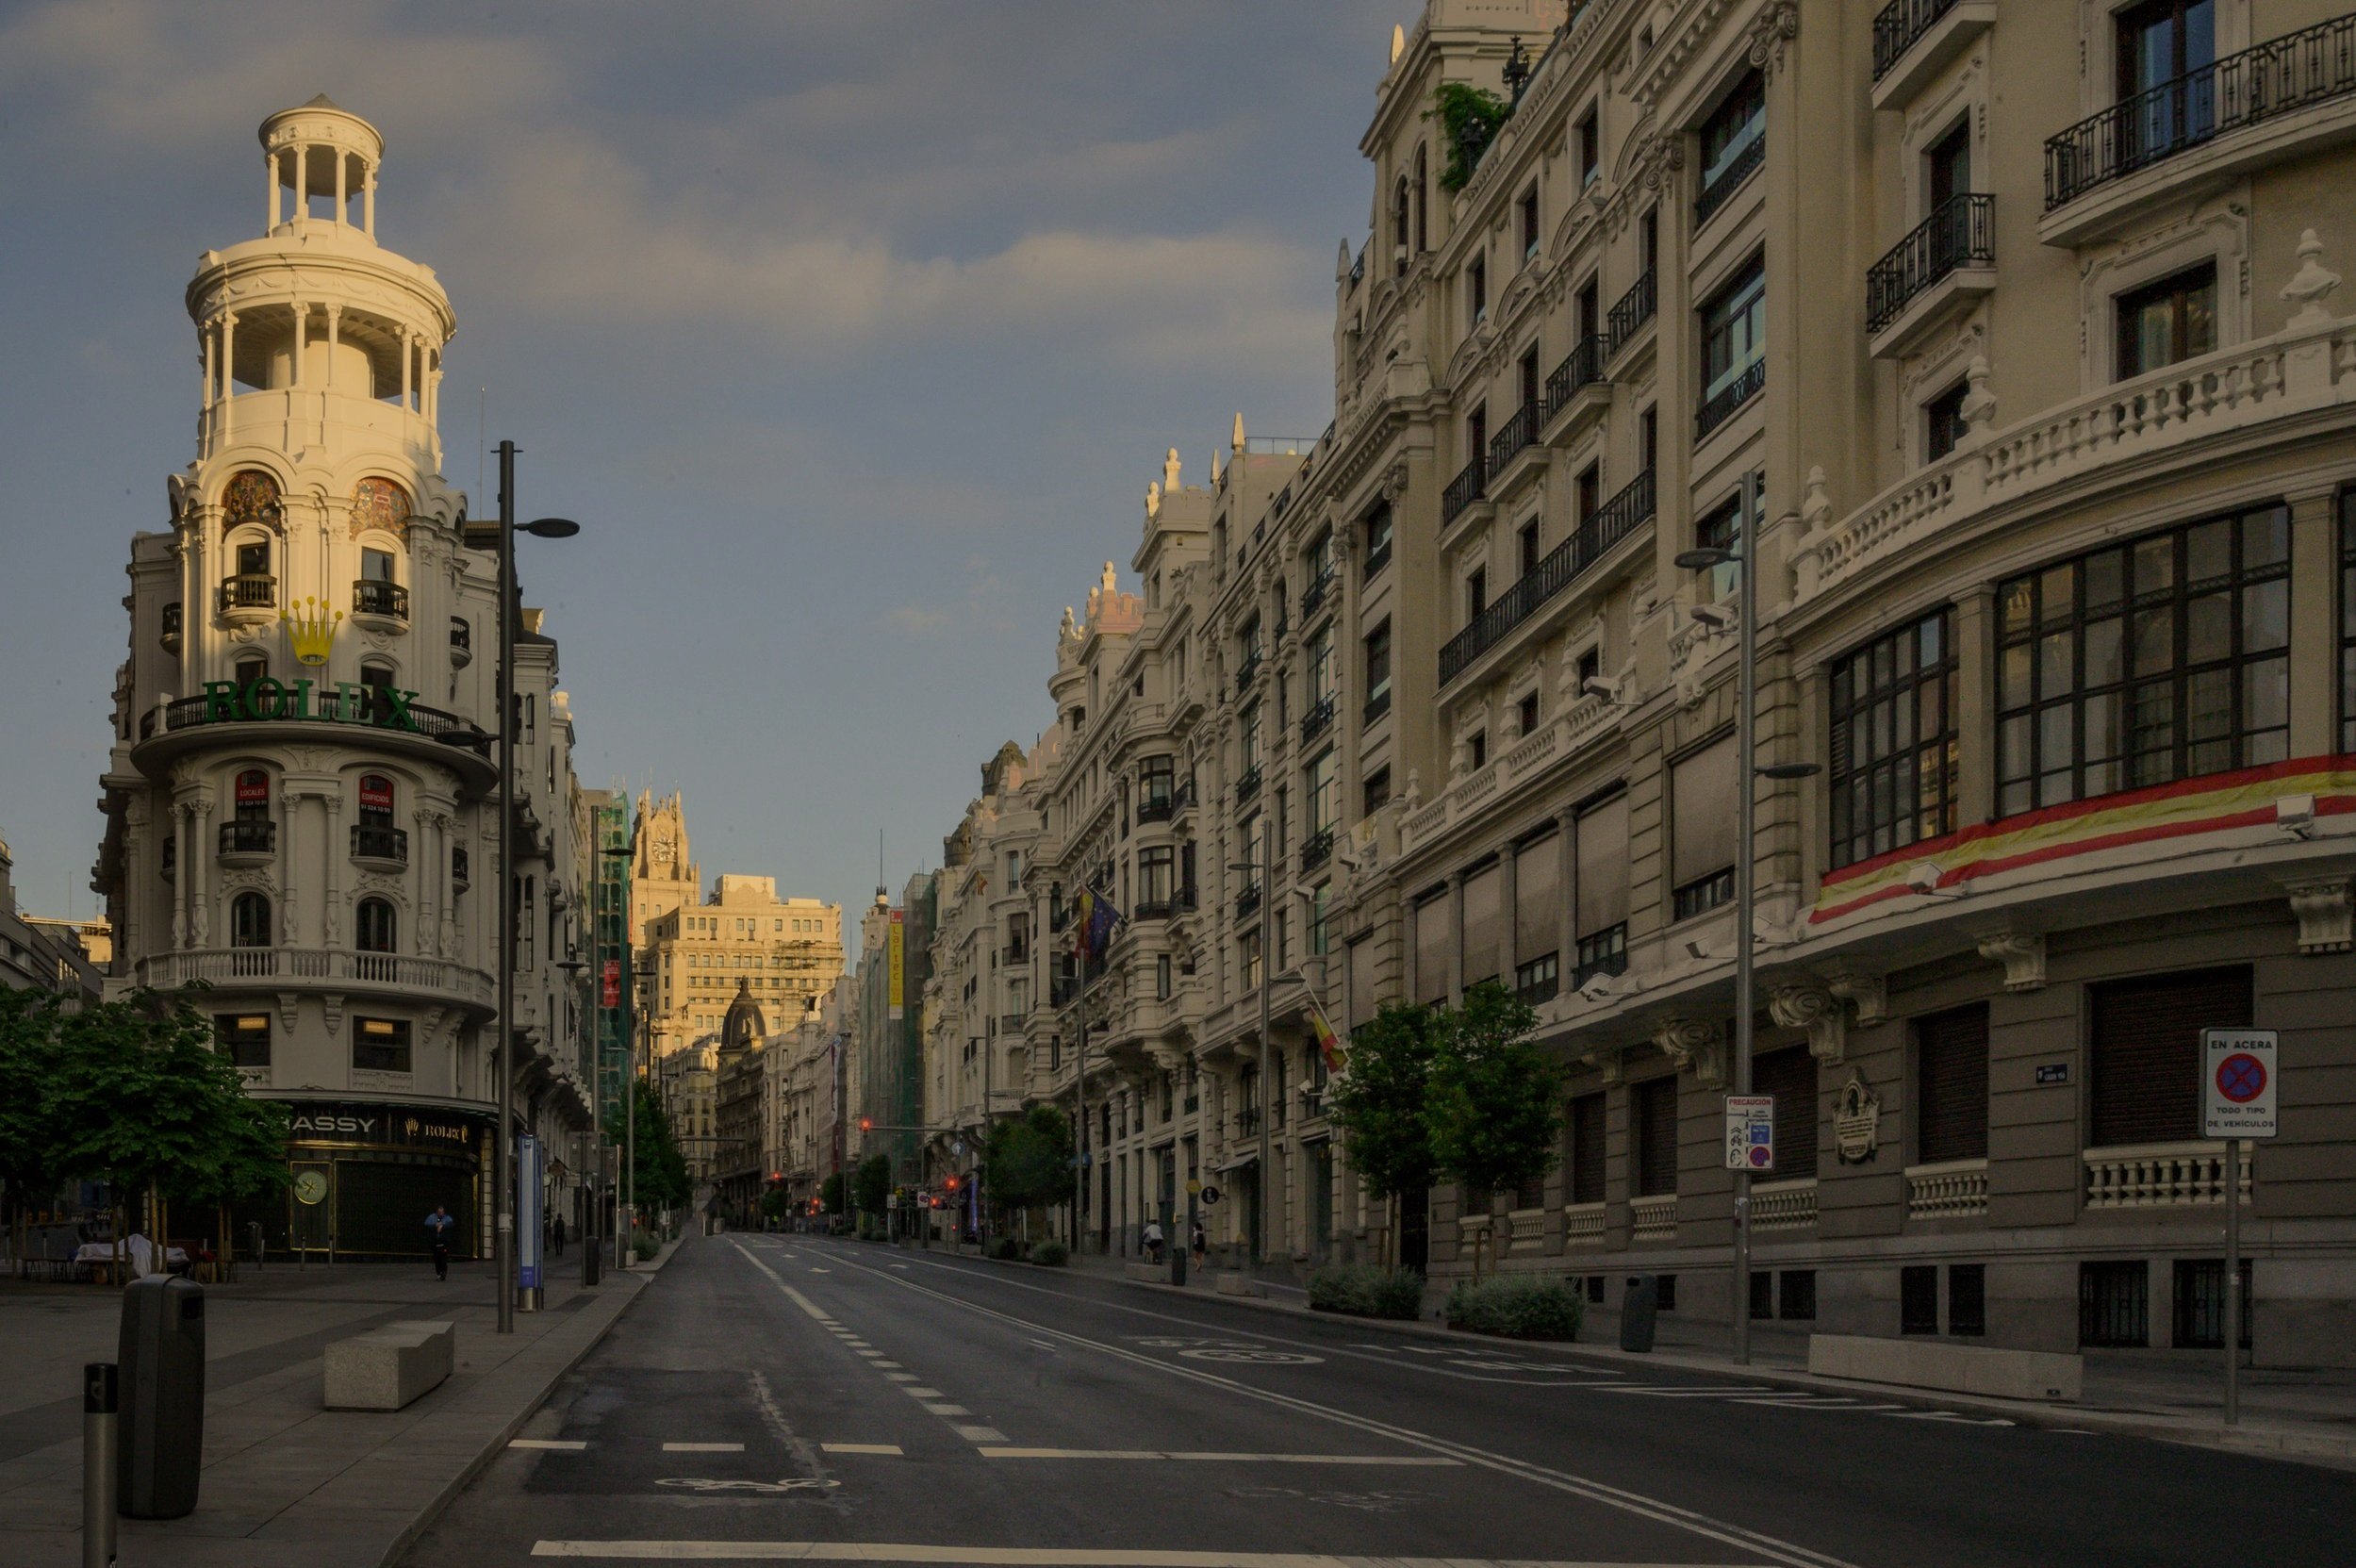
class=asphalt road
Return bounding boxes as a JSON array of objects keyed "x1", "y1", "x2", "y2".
[{"x1": 396, "y1": 1232, "x2": 2353, "y2": 1567}]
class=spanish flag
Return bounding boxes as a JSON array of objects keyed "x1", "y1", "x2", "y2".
[{"x1": 1307, "y1": 993, "x2": 1347, "y2": 1077}]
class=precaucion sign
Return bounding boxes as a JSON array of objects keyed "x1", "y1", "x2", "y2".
[
  {"x1": 2202, "y1": 1028, "x2": 2278, "y2": 1140},
  {"x1": 1724, "y1": 1095, "x2": 1774, "y2": 1172}
]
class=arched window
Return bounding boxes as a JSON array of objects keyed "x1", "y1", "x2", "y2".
[
  {"x1": 222, "y1": 470, "x2": 281, "y2": 526},
  {"x1": 1413, "y1": 143, "x2": 1428, "y2": 253},
  {"x1": 356, "y1": 898, "x2": 396, "y2": 953},
  {"x1": 230, "y1": 891, "x2": 272, "y2": 949},
  {"x1": 350, "y1": 476, "x2": 411, "y2": 535},
  {"x1": 1393, "y1": 174, "x2": 1411, "y2": 262}
]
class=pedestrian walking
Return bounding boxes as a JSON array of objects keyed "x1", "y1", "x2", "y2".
[
  {"x1": 552, "y1": 1213, "x2": 566, "y2": 1257},
  {"x1": 424, "y1": 1205, "x2": 455, "y2": 1281},
  {"x1": 1143, "y1": 1218, "x2": 1165, "y2": 1264},
  {"x1": 1190, "y1": 1222, "x2": 1206, "y2": 1269}
]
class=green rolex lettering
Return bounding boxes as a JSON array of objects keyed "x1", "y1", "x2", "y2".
[
  {"x1": 247, "y1": 676, "x2": 286, "y2": 718},
  {"x1": 202, "y1": 681, "x2": 242, "y2": 722},
  {"x1": 381, "y1": 687, "x2": 419, "y2": 732}
]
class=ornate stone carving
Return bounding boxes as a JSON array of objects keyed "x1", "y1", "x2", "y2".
[
  {"x1": 2281, "y1": 877, "x2": 2354, "y2": 954},
  {"x1": 1768, "y1": 979, "x2": 1846, "y2": 1064},
  {"x1": 277, "y1": 991, "x2": 300, "y2": 1034},
  {"x1": 1834, "y1": 1071, "x2": 1882, "y2": 1164},
  {"x1": 322, "y1": 993, "x2": 344, "y2": 1036},
  {"x1": 2282, "y1": 228, "x2": 2341, "y2": 330},
  {"x1": 1654, "y1": 1017, "x2": 1725, "y2": 1088},
  {"x1": 1824, "y1": 966, "x2": 1888, "y2": 1027},
  {"x1": 1975, "y1": 929, "x2": 2046, "y2": 992},
  {"x1": 1747, "y1": 1, "x2": 1801, "y2": 75},
  {"x1": 1581, "y1": 1046, "x2": 1625, "y2": 1085},
  {"x1": 1958, "y1": 355, "x2": 1998, "y2": 433}
]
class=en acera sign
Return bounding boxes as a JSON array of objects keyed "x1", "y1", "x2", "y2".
[{"x1": 198, "y1": 676, "x2": 422, "y2": 732}]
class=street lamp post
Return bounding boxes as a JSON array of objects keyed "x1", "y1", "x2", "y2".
[{"x1": 1676, "y1": 470, "x2": 1816, "y2": 1368}]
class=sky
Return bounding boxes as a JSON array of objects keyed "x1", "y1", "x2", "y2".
[{"x1": 0, "y1": 0, "x2": 1397, "y2": 935}]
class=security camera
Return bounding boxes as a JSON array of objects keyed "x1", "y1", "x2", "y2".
[
  {"x1": 2277, "y1": 794, "x2": 2317, "y2": 840},
  {"x1": 1683, "y1": 937, "x2": 1711, "y2": 961},
  {"x1": 1581, "y1": 674, "x2": 1623, "y2": 702},
  {"x1": 1690, "y1": 602, "x2": 1735, "y2": 631}
]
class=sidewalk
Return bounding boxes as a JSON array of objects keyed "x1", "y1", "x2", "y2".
[
  {"x1": 956, "y1": 1242, "x2": 2356, "y2": 1470},
  {"x1": 0, "y1": 1236, "x2": 682, "y2": 1567}
]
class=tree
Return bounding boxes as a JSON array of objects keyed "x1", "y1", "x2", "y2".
[
  {"x1": 818, "y1": 1170, "x2": 848, "y2": 1214},
  {"x1": 1427, "y1": 983, "x2": 1562, "y2": 1208},
  {"x1": 603, "y1": 1079, "x2": 691, "y2": 1213},
  {"x1": 852, "y1": 1152, "x2": 893, "y2": 1217},
  {"x1": 981, "y1": 1104, "x2": 1075, "y2": 1218},
  {"x1": 1324, "y1": 1001, "x2": 1447, "y2": 1204},
  {"x1": 0, "y1": 989, "x2": 67, "y2": 1260}
]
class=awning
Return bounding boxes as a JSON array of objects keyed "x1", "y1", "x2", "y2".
[{"x1": 1211, "y1": 1151, "x2": 1259, "y2": 1174}]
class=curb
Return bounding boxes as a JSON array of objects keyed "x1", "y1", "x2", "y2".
[
  {"x1": 373, "y1": 1265, "x2": 655, "y2": 1566},
  {"x1": 963, "y1": 1247, "x2": 2356, "y2": 1470}
]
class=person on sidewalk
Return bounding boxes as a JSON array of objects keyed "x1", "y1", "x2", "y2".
[
  {"x1": 1191, "y1": 1222, "x2": 1206, "y2": 1271},
  {"x1": 552, "y1": 1213, "x2": 566, "y2": 1258},
  {"x1": 424, "y1": 1205, "x2": 455, "y2": 1280},
  {"x1": 1143, "y1": 1218, "x2": 1165, "y2": 1264}
]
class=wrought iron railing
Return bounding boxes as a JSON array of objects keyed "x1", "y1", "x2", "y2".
[
  {"x1": 1606, "y1": 267, "x2": 1656, "y2": 355},
  {"x1": 1439, "y1": 470, "x2": 1655, "y2": 685},
  {"x1": 1545, "y1": 334, "x2": 1606, "y2": 414},
  {"x1": 1133, "y1": 899, "x2": 1175, "y2": 921},
  {"x1": 1235, "y1": 883, "x2": 1262, "y2": 921},
  {"x1": 1300, "y1": 827, "x2": 1336, "y2": 872},
  {"x1": 140, "y1": 691, "x2": 479, "y2": 743},
  {"x1": 217, "y1": 573, "x2": 276, "y2": 613},
  {"x1": 218, "y1": 820, "x2": 276, "y2": 855},
  {"x1": 1171, "y1": 776, "x2": 1196, "y2": 815},
  {"x1": 1441, "y1": 454, "x2": 1487, "y2": 525},
  {"x1": 1234, "y1": 763, "x2": 1262, "y2": 806},
  {"x1": 351, "y1": 825, "x2": 409, "y2": 865},
  {"x1": 1300, "y1": 566, "x2": 1337, "y2": 621},
  {"x1": 1866, "y1": 193, "x2": 1994, "y2": 333},
  {"x1": 452, "y1": 846, "x2": 470, "y2": 887},
  {"x1": 2045, "y1": 15, "x2": 2356, "y2": 209},
  {"x1": 1235, "y1": 646, "x2": 1263, "y2": 689},
  {"x1": 1871, "y1": 0, "x2": 1965, "y2": 82},
  {"x1": 353, "y1": 580, "x2": 410, "y2": 619},
  {"x1": 1363, "y1": 688, "x2": 1392, "y2": 724},
  {"x1": 1487, "y1": 403, "x2": 1542, "y2": 471},
  {"x1": 1138, "y1": 794, "x2": 1176, "y2": 824},
  {"x1": 1696, "y1": 359, "x2": 1765, "y2": 438},
  {"x1": 1695, "y1": 132, "x2": 1765, "y2": 224},
  {"x1": 1299, "y1": 694, "x2": 1336, "y2": 745},
  {"x1": 160, "y1": 602, "x2": 183, "y2": 649}
]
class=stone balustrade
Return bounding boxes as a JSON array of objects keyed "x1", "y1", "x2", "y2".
[
  {"x1": 2083, "y1": 1140, "x2": 2252, "y2": 1209},
  {"x1": 1905, "y1": 1158, "x2": 1989, "y2": 1219}
]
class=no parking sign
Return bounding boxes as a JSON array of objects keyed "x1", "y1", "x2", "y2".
[{"x1": 2202, "y1": 1029, "x2": 2278, "y2": 1140}]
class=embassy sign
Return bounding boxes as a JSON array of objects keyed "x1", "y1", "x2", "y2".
[{"x1": 199, "y1": 675, "x2": 422, "y2": 732}]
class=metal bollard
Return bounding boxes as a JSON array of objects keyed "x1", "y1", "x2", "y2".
[{"x1": 83, "y1": 1362, "x2": 117, "y2": 1568}]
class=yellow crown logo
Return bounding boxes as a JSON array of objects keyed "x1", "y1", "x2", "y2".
[{"x1": 281, "y1": 596, "x2": 343, "y2": 666}]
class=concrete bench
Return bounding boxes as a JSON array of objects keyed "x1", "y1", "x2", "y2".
[
  {"x1": 1215, "y1": 1273, "x2": 1265, "y2": 1297},
  {"x1": 1807, "y1": 1333, "x2": 2081, "y2": 1402},
  {"x1": 324, "y1": 1319, "x2": 456, "y2": 1411}
]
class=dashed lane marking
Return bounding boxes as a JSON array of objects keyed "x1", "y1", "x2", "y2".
[
  {"x1": 952, "y1": 1425, "x2": 1007, "y2": 1443},
  {"x1": 510, "y1": 1439, "x2": 589, "y2": 1451},
  {"x1": 820, "y1": 1444, "x2": 904, "y2": 1456},
  {"x1": 527, "y1": 1544, "x2": 1731, "y2": 1564},
  {"x1": 922, "y1": 1404, "x2": 971, "y2": 1416},
  {"x1": 977, "y1": 1449, "x2": 1464, "y2": 1465},
  {"x1": 901, "y1": 1387, "x2": 947, "y2": 1399},
  {"x1": 660, "y1": 1442, "x2": 745, "y2": 1453},
  {"x1": 884, "y1": 1373, "x2": 918, "y2": 1382}
]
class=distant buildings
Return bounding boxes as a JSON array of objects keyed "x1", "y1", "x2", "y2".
[{"x1": 0, "y1": 834, "x2": 103, "y2": 1003}]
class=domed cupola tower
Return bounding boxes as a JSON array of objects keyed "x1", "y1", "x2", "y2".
[{"x1": 91, "y1": 100, "x2": 582, "y2": 1265}]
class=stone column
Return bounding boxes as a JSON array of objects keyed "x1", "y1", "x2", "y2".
[
  {"x1": 1556, "y1": 807, "x2": 1577, "y2": 986},
  {"x1": 171, "y1": 801, "x2": 189, "y2": 949},
  {"x1": 288, "y1": 301, "x2": 305, "y2": 388},
  {"x1": 266, "y1": 149, "x2": 279, "y2": 229},
  {"x1": 1952, "y1": 585, "x2": 1998, "y2": 826},
  {"x1": 292, "y1": 143, "x2": 306, "y2": 221},
  {"x1": 324, "y1": 305, "x2": 341, "y2": 391},
  {"x1": 201, "y1": 322, "x2": 216, "y2": 410},
  {"x1": 362, "y1": 167, "x2": 375, "y2": 236},
  {"x1": 190, "y1": 795, "x2": 213, "y2": 948},
  {"x1": 399, "y1": 326, "x2": 413, "y2": 411},
  {"x1": 2287, "y1": 485, "x2": 2340, "y2": 758},
  {"x1": 334, "y1": 148, "x2": 347, "y2": 225},
  {"x1": 219, "y1": 312, "x2": 238, "y2": 437},
  {"x1": 323, "y1": 793, "x2": 344, "y2": 948}
]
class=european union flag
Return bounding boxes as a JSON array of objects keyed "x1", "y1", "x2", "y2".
[{"x1": 1073, "y1": 883, "x2": 1123, "y2": 962}]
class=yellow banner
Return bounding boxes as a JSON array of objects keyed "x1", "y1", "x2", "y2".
[{"x1": 887, "y1": 911, "x2": 905, "y2": 1020}]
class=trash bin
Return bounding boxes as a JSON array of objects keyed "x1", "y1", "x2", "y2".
[
  {"x1": 1619, "y1": 1274, "x2": 1657, "y2": 1354},
  {"x1": 118, "y1": 1275, "x2": 205, "y2": 1518}
]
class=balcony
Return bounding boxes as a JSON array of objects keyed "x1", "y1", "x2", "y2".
[
  {"x1": 1631, "y1": 1194, "x2": 1677, "y2": 1243},
  {"x1": 1299, "y1": 567, "x2": 1337, "y2": 623},
  {"x1": 1870, "y1": 0, "x2": 1995, "y2": 110},
  {"x1": 449, "y1": 617, "x2": 472, "y2": 668},
  {"x1": 1234, "y1": 646, "x2": 1263, "y2": 690},
  {"x1": 1486, "y1": 403, "x2": 1544, "y2": 494},
  {"x1": 1000, "y1": 1013, "x2": 1027, "y2": 1032},
  {"x1": 1866, "y1": 193, "x2": 1995, "y2": 357},
  {"x1": 1001, "y1": 941, "x2": 1030, "y2": 965},
  {"x1": 1694, "y1": 133, "x2": 1764, "y2": 227},
  {"x1": 1440, "y1": 453, "x2": 1487, "y2": 527},
  {"x1": 1362, "y1": 688, "x2": 1392, "y2": 726},
  {"x1": 217, "y1": 819, "x2": 277, "y2": 861},
  {"x1": 1752, "y1": 1178, "x2": 1818, "y2": 1231},
  {"x1": 216, "y1": 572, "x2": 276, "y2": 620},
  {"x1": 1605, "y1": 268, "x2": 1656, "y2": 361},
  {"x1": 2084, "y1": 1141, "x2": 2250, "y2": 1210},
  {"x1": 1132, "y1": 898, "x2": 1175, "y2": 921},
  {"x1": 132, "y1": 690, "x2": 495, "y2": 792},
  {"x1": 1905, "y1": 1158, "x2": 1988, "y2": 1219},
  {"x1": 160, "y1": 602, "x2": 182, "y2": 656},
  {"x1": 1236, "y1": 1106, "x2": 1260, "y2": 1136},
  {"x1": 1176, "y1": 884, "x2": 1199, "y2": 913},
  {"x1": 1137, "y1": 793, "x2": 1175, "y2": 825},
  {"x1": 134, "y1": 946, "x2": 493, "y2": 1010},
  {"x1": 351, "y1": 824, "x2": 409, "y2": 867},
  {"x1": 2043, "y1": 15, "x2": 2356, "y2": 245},
  {"x1": 1543, "y1": 335, "x2": 1608, "y2": 441},
  {"x1": 1362, "y1": 535, "x2": 1392, "y2": 579},
  {"x1": 1696, "y1": 359, "x2": 1764, "y2": 440},
  {"x1": 1170, "y1": 776, "x2": 1196, "y2": 817},
  {"x1": 1439, "y1": 469, "x2": 1653, "y2": 686},
  {"x1": 1300, "y1": 827, "x2": 1335, "y2": 873},
  {"x1": 1563, "y1": 1200, "x2": 1605, "y2": 1246},
  {"x1": 1234, "y1": 763, "x2": 1262, "y2": 806},
  {"x1": 352, "y1": 579, "x2": 410, "y2": 624},
  {"x1": 1234, "y1": 883, "x2": 1262, "y2": 921},
  {"x1": 1299, "y1": 694, "x2": 1336, "y2": 746}
]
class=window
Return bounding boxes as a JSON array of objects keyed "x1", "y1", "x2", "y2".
[
  {"x1": 1830, "y1": 608, "x2": 1957, "y2": 868},
  {"x1": 1750, "y1": 1269, "x2": 1775, "y2": 1320},
  {"x1": 231, "y1": 891, "x2": 272, "y2": 949},
  {"x1": 1363, "y1": 619, "x2": 1392, "y2": 719},
  {"x1": 354, "y1": 1016, "x2": 412, "y2": 1075},
  {"x1": 1412, "y1": 891, "x2": 1449, "y2": 1005},
  {"x1": 1575, "y1": 646, "x2": 1601, "y2": 693},
  {"x1": 1240, "y1": 701, "x2": 1262, "y2": 773},
  {"x1": 1635, "y1": 1077, "x2": 1679, "y2": 1197},
  {"x1": 1997, "y1": 505, "x2": 2289, "y2": 814},
  {"x1": 1306, "y1": 751, "x2": 1337, "y2": 834},
  {"x1": 1699, "y1": 259, "x2": 1766, "y2": 421},
  {"x1": 2090, "y1": 966, "x2": 2251, "y2": 1147},
  {"x1": 1156, "y1": 953, "x2": 1173, "y2": 1000},
  {"x1": 1924, "y1": 381, "x2": 1969, "y2": 462},
  {"x1": 1142, "y1": 754, "x2": 1175, "y2": 811},
  {"x1": 1902, "y1": 1264, "x2": 1940, "y2": 1334},
  {"x1": 2173, "y1": 1259, "x2": 2251, "y2": 1349},
  {"x1": 235, "y1": 655, "x2": 267, "y2": 688},
  {"x1": 1694, "y1": 494, "x2": 1741, "y2": 602},
  {"x1": 1514, "y1": 832, "x2": 1559, "y2": 1002},
  {"x1": 1363, "y1": 503, "x2": 1393, "y2": 578},
  {"x1": 236, "y1": 538, "x2": 271, "y2": 578},
  {"x1": 1697, "y1": 71, "x2": 1765, "y2": 215},
  {"x1": 1656, "y1": 1273, "x2": 1677, "y2": 1312},
  {"x1": 2117, "y1": 262, "x2": 2216, "y2": 378},
  {"x1": 1780, "y1": 1270, "x2": 1819, "y2": 1322},
  {"x1": 1516, "y1": 691, "x2": 1540, "y2": 738},
  {"x1": 1468, "y1": 253, "x2": 1488, "y2": 323},
  {"x1": 1466, "y1": 568, "x2": 1487, "y2": 623},
  {"x1": 1460, "y1": 861, "x2": 1502, "y2": 990},
  {"x1": 1361, "y1": 766, "x2": 1391, "y2": 819},
  {"x1": 361, "y1": 546, "x2": 396, "y2": 583},
  {"x1": 1308, "y1": 882, "x2": 1330, "y2": 956},
  {"x1": 233, "y1": 767, "x2": 271, "y2": 822},
  {"x1": 1670, "y1": 736, "x2": 1737, "y2": 921},
  {"x1": 1915, "y1": 1004, "x2": 1989, "y2": 1165},
  {"x1": 1519, "y1": 520, "x2": 1541, "y2": 577},
  {"x1": 1567, "y1": 1091, "x2": 1606, "y2": 1204},
  {"x1": 1753, "y1": 1047, "x2": 1819, "y2": 1180},
  {"x1": 1307, "y1": 625, "x2": 1335, "y2": 709},
  {"x1": 1576, "y1": 107, "x2": 1600, "y2": 187},
  {"x1": 1468, "y1": 730, "x2": 1487, "y2": 769},
  {"x1": 2081, "y1": 1260, "x2": 2150, "y2": 1347},
  {"x1": 1949, "y1": 1263, "x2": 1987, "y2": 1337},
  {"x1": 2117, "y1": 0, "x2": 2216, "y2": 157},
  {"x1": 1926, "y1": 119, "x2": 1972, "y2": 209},
  {"x1": 356, "y1": 897, "x2": 397, "y2": 954},
  {"x1": 1518, "y1": 185, "x2": 1540, "y2": 262},
  {"x1": 1639, "y1": 404, "x2": 1658, "y2": 471},
  {"x1": 1573, "y1": 792, "x2": 1628, "y2": 982},
  {"x1": 1139, "y1": 846, "x2": 1174, "y2": 907},
  {"x1": 217, "y1": 1013, "x2": 271, "y2": 1069}
]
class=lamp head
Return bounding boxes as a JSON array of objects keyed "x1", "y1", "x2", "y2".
[
  {"x1": 523, "y1": 517, "x2": 581, "y2": 538},
  {"x1": 1675, "y1": 548, "x2": 1734, "y2": 570}
]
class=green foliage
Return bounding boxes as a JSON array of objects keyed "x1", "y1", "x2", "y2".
[
  {"x1": 0, "y1": 989, "x2": 67, "y2": 1217},
  {"x1": 852, "y1": 1153, "x2": 893, "y2": 1216},
  {"x1": 989, "y1": 1236, "x2": 1022, "y2": 1261},
  {"x1": 604, "y1": 1080, "x2": 692, "y2": 1210},
  {"x1": 1427, "y1": 983, "x2": 1561, "y2": 1202},
  {"x1": 1445, "y1": 1274, "x2": 1583, "y2": 1340},
  {"x1": 982, "y1": 1104, "x2": 1076, "y2": 1215},
  {"x1": 633, "y1": 1233, "x2": 658, "y2": 1262},
  {"x1": 1428, "y1": 82, "x2": 1514, "y2": 192},
  {"x1": 1030, "y1": 1239, "x2": 1069, "y2": 1267},
  {"x1": 758, "y1": 1185, "x2": 791, "y2": 1222},
  {"x1": 1307, "y1": 1263, "x2": 1425, "y2": 1319},
  {"x1": 1323, "y1": 1002, "x2": 1446, "y2": 1202},
  {"x1": 818, "y1": 1170, "x2": 848, "y2": 1214}
]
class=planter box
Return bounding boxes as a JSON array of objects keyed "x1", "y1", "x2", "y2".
[{"x1": 1807, "y1": 1333, "x2": 2081, "y2": 1401}]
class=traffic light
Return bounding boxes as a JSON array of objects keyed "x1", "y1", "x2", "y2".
[
  {"x1": 944, "y1": 1175, "x2": 960, "y2": 1193},
  {"x1": 859, "y1": 1116, "x2": 873, "y2": 1132}
]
